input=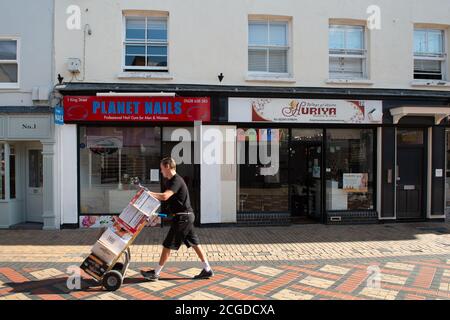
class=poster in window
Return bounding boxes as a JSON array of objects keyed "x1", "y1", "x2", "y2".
[
  {"x1": 87, "y1": 135, "x2": 123, "y2": 148},
  {"x1": 343, "y1": 173, "x2": 368, "y2": 193}
]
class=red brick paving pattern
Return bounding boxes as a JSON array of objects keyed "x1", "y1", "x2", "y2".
[{"x1": 0, "y1": 259, "x2": 449, "y2": 300}]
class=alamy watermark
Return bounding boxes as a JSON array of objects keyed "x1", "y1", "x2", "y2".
[
  {"x1": 366, "y1": 265, "x2": 382, "y2": 289},
  {"x1": 168, "y1": 124, "x2": 281, "y2": 176}
]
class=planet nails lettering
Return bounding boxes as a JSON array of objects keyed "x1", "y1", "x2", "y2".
[
  {"x1": 92, "y1": 101, "x2": 140, "y2": 115},
  {"x1": 91, "y1": 100, "x2": 183, "y2": 116},
  {"x1": 144, "y1": 101, "x2": 182, "y2": 115}
]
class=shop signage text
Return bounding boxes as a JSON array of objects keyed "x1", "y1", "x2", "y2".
[
  {"x1": 6, "y1": 116, "x2": 52, "y2": 139},
  {"x1": 54, "y1": 105, "x2": 64, "y2": 125},
  {"x1": 228, "y1": 98, "x2": 383, "y2": 124},
  {"x1": 63, "y1": 96, "x2": 211, "y2": 122}
]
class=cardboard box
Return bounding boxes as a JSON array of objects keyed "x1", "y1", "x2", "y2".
[
  {"x1": 98, "y1": 227, "x2": 131, "y2": 254},
  {"x1": 91, "y1": 240, "x2": 120, "y2": 266},
  {"x1": 117, "y1": 204, "x2": 148, "y2": 233},
  {"x1": 130, "y1": 189, "x2": 161, "y2": 216},
  {"x1": 80, "y1": 254, "x2": 109, "y2": 281}
]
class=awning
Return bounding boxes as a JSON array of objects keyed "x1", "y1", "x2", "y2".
[{"x1": 390, "y1": 106, "x2": 450, "y2": 125}]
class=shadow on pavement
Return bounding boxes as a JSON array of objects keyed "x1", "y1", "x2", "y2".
[
  {"x1": 2, "y1": 275, "x2": 195, "y2": 296},
  {"x1": 0, "y1": 220, "x2": 448, "y2": 246}
]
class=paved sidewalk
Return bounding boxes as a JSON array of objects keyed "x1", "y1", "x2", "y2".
[{"x1": 0, "y1": 221, "x2": 449, "y2": 300}]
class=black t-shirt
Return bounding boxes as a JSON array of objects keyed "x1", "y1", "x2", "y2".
[{"x1": 164, "y1": 174, "x2": 193, "y2": 214}]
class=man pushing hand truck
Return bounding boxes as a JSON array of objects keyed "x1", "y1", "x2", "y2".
[{"x1": 140, "y1": 157, "x2": 214, "y2": 281}]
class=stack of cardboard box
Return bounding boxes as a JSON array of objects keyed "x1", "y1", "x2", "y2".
[{"x1": 81, "y1": 189, "x2": 161, "y2": 280}]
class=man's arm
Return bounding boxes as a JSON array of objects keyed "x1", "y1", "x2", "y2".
[{"x1": 149, "y1": 190, "x2": 174, "y2": 201}]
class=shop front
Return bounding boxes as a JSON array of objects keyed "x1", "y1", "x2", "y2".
[
  {"x1": 57, "y1": 84, "x2": 449, "y2": 227},
  {"x1": 229, "y1": 98, "x2": 382, "y2": 225},
  {"x1": 62, "y1": 95, "x2": 210, "y2": 228}
]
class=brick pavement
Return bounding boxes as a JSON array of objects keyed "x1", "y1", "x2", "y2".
[{"x1": 0, "y1": 220, "x2": 449, "y2": 300}]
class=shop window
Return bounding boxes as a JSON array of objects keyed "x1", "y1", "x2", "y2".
[
  {"x1": 28, "y1": 149, "x2": 43, "y2": 189},
  {"x1": 248, "y1": 19, "x2": 290, "y2": 74},
  {"x1": 397, "y1": 129, "x2": 424, "y2": 145},
  {"x1": 237, "y1": 128, "x2": 289, "y2": 213},
  {"x1": 0, "y1": 39, "x2": 19, "y2": 88},
  {"x1": 124, "y1": 15, "x2": 168, "y2": 71},
  {"x1": 326, "y1": 129, "x2": 374, "y2": 211},
  {"x1": 414, "y1": 29, "x2": 446, "y2": 80},
  {"x1": 0, "y1": 144, "x2": 4, "y2": 200},
  {"x1": 329, "y1": 25, "x2": 367, "y2": 79},
  {"x1": 79, "y1": 127, "x2": 161, "y2": 214}
]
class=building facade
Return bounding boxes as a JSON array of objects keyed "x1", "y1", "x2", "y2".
[
  {"x1": 0, "y1": 0, "x2": 59, "y2": 229},
  {"x1": 53, "y1": 0, "x2": 450, "y2": 228}
]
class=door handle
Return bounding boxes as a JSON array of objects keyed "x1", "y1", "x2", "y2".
[{"x1": 387, "y1": 169, "x2": 392, "y2": 184}]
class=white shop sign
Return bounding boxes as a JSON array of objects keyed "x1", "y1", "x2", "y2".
[
  {"x1": 228, "y1": 98, "x2": 383, "y2": 124},
  {"x1": 4, "y1": 115, "x2": 52, "y2": 139}
]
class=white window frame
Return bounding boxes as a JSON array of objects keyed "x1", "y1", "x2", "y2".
[
  {"x1": 248, "y1": 18, "x2": 291, "y2": 77},
  {"x1": 0, "y1": 37, "x2": 20, "y2": 89},
  {"x1": 122, "y1": 15, "x2": 169, "y2": 72},
  {"x1": 413, "y1": 28, "x2": 447, "y2": 81},
  {"x1": 329, "y1": 25, "x2": 368, "y2": 80}
]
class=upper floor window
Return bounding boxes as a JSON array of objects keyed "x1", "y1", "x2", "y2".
[
  {"x1": 248, "y1": 19, "x2": 289, "y2": 74},
  {"x1": 414, "y1": 29, "x2": 446, "y2": 80},
  {"x1": 329, "y1": 25, "x2": 367, "y2": 79},
  {"x1": 0, "y1": 39, "x2": 19, "y2": 88},
  {"x1": 124, "y1": 16, "x2": 168, "y2": 71}
]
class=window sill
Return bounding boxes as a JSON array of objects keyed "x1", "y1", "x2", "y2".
[
  {"x1": 0, "y1": 84, "x2": 19, "y2": 90},
  {"x1": 117, "y1": 71, "x2": 173, "y2": 80},
  {"x1": 326, "y1": 79, "x2": 374, "y2": 85},
  {"x1": 245, "y1": 74, "x2": 296, "y2": 83},
  {"x1": 410, "y1": 80, "x2": 450, "y2": 87}
]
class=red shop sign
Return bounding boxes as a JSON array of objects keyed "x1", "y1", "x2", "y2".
[{"x1": 63, "y1": 96, "x2": 211, "y2": 122}]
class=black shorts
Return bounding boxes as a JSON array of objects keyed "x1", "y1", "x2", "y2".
[{"x1": 162, "y1": 213, "x2": 200, "y2": 250}]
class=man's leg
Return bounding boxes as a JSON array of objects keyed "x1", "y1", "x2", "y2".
[
  {"x1": 192, "y1": 244, "x2": 213, "y2": 276},
  {"x1": 157, "y1": 247, "x2": 171, "y2": 269},
  {"x1": 142, "y1": 220, "x2": 179, "y2": 281},
  {"x1": 192, "y1": 245, "x2": 207, "y2": 262},
  {"x1": 142, "y1": 246, "x2": 173, "y2": 280}
]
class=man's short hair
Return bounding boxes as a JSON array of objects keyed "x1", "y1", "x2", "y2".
[{"x1": 161, "y1": 157, "x2": 176, "y2": 169}]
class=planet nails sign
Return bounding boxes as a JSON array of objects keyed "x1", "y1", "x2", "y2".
[
  {"x1": 63, "y1": 96, "x2": 211, "y2": 122},
  {"x1": 228, "y1": 98, "x2": 383, "y2": 124}
]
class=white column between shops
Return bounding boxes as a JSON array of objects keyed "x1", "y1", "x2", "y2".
[
  {"x1": 42, "y1": 140, "x2": 57, "y2": 229},
  {"x1": 199, "y1": 125, "x2": 237, "y2": 224},
  {"x1": 60, "y1": 124, "x2": 78, "y2": 225}
]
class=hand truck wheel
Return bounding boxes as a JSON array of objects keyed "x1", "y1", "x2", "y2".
[{"x1": 102, "y1": 270, "x2": 123, "y2": 291}]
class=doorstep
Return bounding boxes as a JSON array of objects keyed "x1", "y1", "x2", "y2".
[{"x1": 9, "y1": 222, "x2": 43, "y2": 230}]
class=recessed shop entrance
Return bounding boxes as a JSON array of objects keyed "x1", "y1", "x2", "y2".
[
  {"x1": 290, "y1": 129, "x2": 323, "y2": 224},
  {"x1": 396, "y1": 128, "x2": 427, "y2": 220},
  {"x1": 162, "y1": 127, "x2": 200, "y2": 225}
]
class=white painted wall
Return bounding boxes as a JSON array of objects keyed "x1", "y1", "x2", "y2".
[
  {"x1": 54, "y1": 0, "x2": 450, "y2": 90},
  {"x1": 0, "y1": 0, "x2": 54, "y2": 105},
  {"x1": 200, "y1": 125, "x2": 237, "y2": 224},
  {"x1": 60, "y1": 124, "x2": 78, "y2": 224}
]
